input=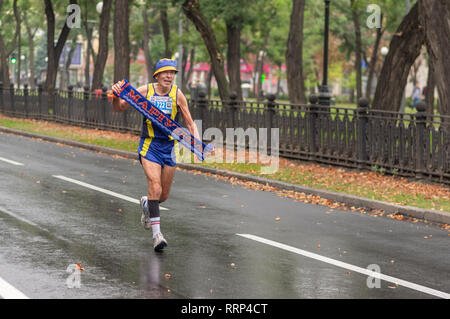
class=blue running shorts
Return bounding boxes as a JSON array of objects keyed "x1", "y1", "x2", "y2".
[{"x1": 138, "y1": 137, "x2": 177, "y2": 167}]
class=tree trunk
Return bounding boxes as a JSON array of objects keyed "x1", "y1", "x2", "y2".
[
  {"x1": 425, "y1": 61, "x2": 436, "y2": 115},
  {"x1": 24, "y1": 10, "x2": 37, "y2": 89},
  {"x1": 419, "y1": 0, "x2": 450, "y2": 126},
  {"x1": 181, "y1": 19, "x2": 190, "y2": 90},
  {"x1": 351, "y1": 0, "x2": 362, "y2": 101},
  {"x1": 92, "y1": 0, "x2": 112, "y2": 90},
  {"x1": 84, "y1": 27, "x2": 93, "y2": 88},
  {"x1": 160, "y1": 5, "x2": 171, "y2": 58},
  {"x1": 410, "y1": 58, "x2": 422, "y2": 86},
  {"x1": 206, "y1": 67, "x2": 213, "y2": 100},
  {"x1": 0, "y1": 47, "x2": 10, "y2": 90},
  {"x1": 62, "y1": 37, "x2": 77, "y2": 90},
  {"x1": 349, "y1": 88, "x2": 355, "y2": 104},
  {"x1": 285, "y1": 0, "x2": 306, "y2": 104},
  {"x1": 113, "y1": 0, "x2": 130, "y2": 83},
  {"x1": 226, "y1": 20, "x2": 243, "y2": 100},
  {"x1": 252, "y1": 53, "x2": 258, "y2": 98},
  {"x1": 257, "y1": 32, "x2": 269, "y2": 102},
  {"x1": 0, "y1": 0, "x2": 20, "y2": 90},
  {"x1": 425, "y1": 59, "x2": 435, "y2": 116},
  {"x1": 372, "y1": 3, "x2": 425, "y2": 111},
  {"x1": 365, "y1": 21, "x2": 383, "y2": 98},
  {"x1": 0, "y1": 37, "x2": 11, "y2": 90},
  {"x1": 142, "y1": 8, "x2": 154, "y2": 83},
  {"x1": 182, "y1": 0, "x2": 229, "y2": 101},
  {"x1": 183, "y1": 48, "x2": 195, "y2": 93},
  {"x1": 44, "y1": 0, "x2": 76, "y2": 92},
  {"x1": 16, "y1": 26, "x2": 21, "y2": 87}
]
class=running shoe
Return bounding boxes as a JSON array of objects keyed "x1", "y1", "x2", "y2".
[
  {"x1": 140, "y1": 196, "x2": 151, "y2": 230},
  {"x1": 153, "y1": 232, "x2": 168, "y2": 251}
]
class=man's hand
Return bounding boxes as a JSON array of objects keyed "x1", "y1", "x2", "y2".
[
  {"x1": 111, "y1": 81, "x2": 129, "y2": 112},
  {"x1": 111, "y1": 81, "x2": 122, "y2": 97}
]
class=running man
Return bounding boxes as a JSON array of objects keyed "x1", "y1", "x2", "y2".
[{"x1": 111, "y1": 58, "x2": 200, "y2": 251}]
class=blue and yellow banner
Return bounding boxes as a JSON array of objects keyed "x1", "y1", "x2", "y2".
[{"x1": 114, "y1": 79, "x2": 213, "y2": 161}]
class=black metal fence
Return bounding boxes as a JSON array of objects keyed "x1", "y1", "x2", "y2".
[{"x1": 1, "y1": 83, "x2": 449, "y2": 184}]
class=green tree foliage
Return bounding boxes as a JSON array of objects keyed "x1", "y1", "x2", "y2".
[{"x1": 0, "y1": 0, "x2": 423, "y2": 106}]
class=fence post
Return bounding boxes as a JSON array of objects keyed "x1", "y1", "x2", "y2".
[
  {"x1": 228, "y1": 91, "x2": 237, "y2": 129},
  {"x1": 102, "y1": 86, "x2": 108, "y2": 126},
  {"x1": 415, "y1": 101, "x2": 427, "y2": 178},
  {"x1": 49, "y1": 88, "x2": 56, "y2": 121},
  {"x1": 357, "y1": 97, "x2": 369, "y2": 168},
  {"x1": 117, "y1": 86, "x2": 127, "y2": 130},
  {"x1": 38, "y1": 84, "x2": 43, "y2": 119},
  {"x1": 308, "y1": 94, "x2": 318, "y2": 159},
  {"x1": 266, "y1": 93, "x2": 276, "y2": 156},
  {"x1": 83, "y1": 85, "x2": 89, "y2": 123},
  {"x1": 67, "y1": 85, "x2": 73, "y2": 122},
  {"x1": 198, "y1": 89, "x2": 208, "y2": 130},
  {"x1": 10, "y1": 84, "x2": 15, "y2": 115},
  {"x1": 24, "y1": 84, "x2": 29, "y2": 118},
  {"x1": 0, "y1": 81, "x2": 3, "y2": 113}
]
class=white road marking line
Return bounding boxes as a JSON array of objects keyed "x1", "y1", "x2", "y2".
[
  {"x1": 0, "y1": 277, "x2": 29, "y2": 299},
  {"x1": 0, "y1": 207, "x2": 40, "y2": 228},
  {"x1": 52, "y1": 175, "x2": 168, "y2": 210},
  {"x1": 0, "y1": 206, "x2": 71, "y2": 243},
  {"x1": 237, "y1": 233, "x2": 450, "y2": 299},
  {"x1": 0, "y1": 156, "x2": 24, "y2": 166}
]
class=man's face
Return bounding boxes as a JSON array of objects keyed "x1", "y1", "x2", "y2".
[{"x1": 156, "y1": 70, "x2": 176, "y2": 87}]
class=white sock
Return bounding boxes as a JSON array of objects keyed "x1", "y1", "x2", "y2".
[{"x1": 150, "y1": 217, "x2": 161, "y2": 238}]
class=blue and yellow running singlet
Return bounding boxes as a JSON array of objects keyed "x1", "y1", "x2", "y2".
[{"x1": 138, "y1": 83, "x2": 178, "y2": 167}]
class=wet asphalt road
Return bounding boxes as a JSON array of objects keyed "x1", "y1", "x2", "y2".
[{"x1": 0, "y1": 131, "x2": 449, "y2": 299}]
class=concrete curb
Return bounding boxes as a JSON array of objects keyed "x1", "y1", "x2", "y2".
[{"x1": 1, "y1": 126, "x2": 449, "y2": 225}]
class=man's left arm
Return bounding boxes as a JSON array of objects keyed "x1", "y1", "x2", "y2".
[{"x1": 177, "y1": 89, "x2": 200, "y2": 140}]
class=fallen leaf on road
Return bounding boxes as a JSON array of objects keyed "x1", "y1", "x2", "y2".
[
  {"x1": 75, "y1": 263, "x2": 84, "y2": 271},
  {"x1": 165, "y1": 274, "x2": 171, "y2": 279}
]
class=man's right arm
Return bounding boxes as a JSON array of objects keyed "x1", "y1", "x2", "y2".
[
  {"x1": 111, "y1": 82, "x2": 148, "y2": 112},
  {"x1": 111, "y1": 81, "x2": 129, "y2": 112}
]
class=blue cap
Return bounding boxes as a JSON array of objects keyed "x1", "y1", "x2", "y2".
[{"x1": 153, "y1": 58, "x2": 178, "y2": 78}]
